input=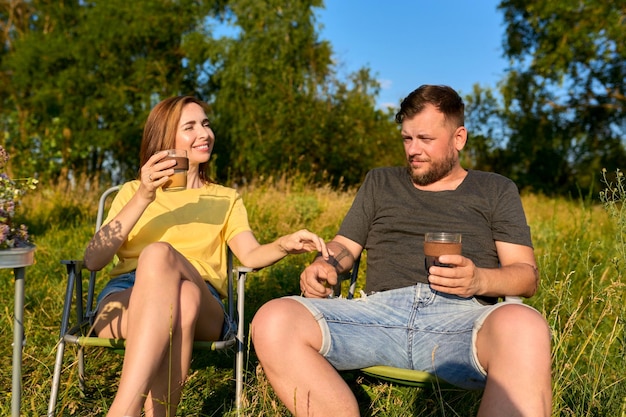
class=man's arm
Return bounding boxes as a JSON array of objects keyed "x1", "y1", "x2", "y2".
[
  {"x1": 300, "y1": 235, "x2": 363, "y2": 298},
  {"x1": 428, "y1": 241, "x2": 539, "y2": 299},
  {"x1": 483, "y1": 241, "x2": 539, "y2": 297}
]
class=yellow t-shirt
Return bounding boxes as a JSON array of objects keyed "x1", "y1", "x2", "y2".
[{"x1": 102, "y1": 181, "x2": 252, "y2": 297}]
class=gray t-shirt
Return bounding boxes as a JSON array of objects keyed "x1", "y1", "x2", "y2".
[{"x1": 338, "y1": 167, "x2": 532, "y2": 297}]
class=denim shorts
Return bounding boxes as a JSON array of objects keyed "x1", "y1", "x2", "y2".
[
  {"x1": 96, "y1": 271, "x2": 236, "y2": 341},
  {"x1": 288, "y1": 283, "x2": 537, "y2": 389}
]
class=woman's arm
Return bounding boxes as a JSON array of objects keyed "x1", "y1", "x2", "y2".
[
  {"x1": 228, "y1": 229, "x2": 329, "y2": 270},
  {"x1": 83, "y1": 152, "x2": 175, "y2": 271},
  {"x1": 83, "y1": 192, "x2": 152, "y2": 271}
]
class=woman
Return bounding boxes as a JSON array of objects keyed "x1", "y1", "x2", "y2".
[{"x1": 84, "y1": 96, "x2": 328, "y2": 417}]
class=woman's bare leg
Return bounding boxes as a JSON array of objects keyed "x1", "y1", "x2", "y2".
[
  {"x1": 94, "y1": 242, "x2": 224, "y2": 417},
  {"x1": 143, "y1": 279, "x2": 223, "y2": 417}
]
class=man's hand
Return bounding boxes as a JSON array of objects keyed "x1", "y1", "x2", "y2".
[
  {"x1": 426, "y1": 254, "x2": 480, "y2": 298},
  {"x1": 299, "y1": 259, "x2": 337, "y2": 298}
]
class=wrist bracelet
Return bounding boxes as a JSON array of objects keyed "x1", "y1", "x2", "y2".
[{"x1": 316, "y1": 252, "x2": 340, "y2": 270}]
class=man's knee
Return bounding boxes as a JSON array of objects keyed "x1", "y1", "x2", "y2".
[
  {"x1": 252, "y1": 299, "x2": 293, "y2": 344},
  {"x1": 478, "y1": 304, "x2": 551, "y2": 360},
  {"x1": 252, "y1": 298, "x2": 321, "y2": 355},
  {"x1": 489, "y1": 304, "x2": 550, "y2": 340}
]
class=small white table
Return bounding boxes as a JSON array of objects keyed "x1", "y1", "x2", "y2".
[{"x1": 1, "y1": 246, "x2": 35, "y2": 417}]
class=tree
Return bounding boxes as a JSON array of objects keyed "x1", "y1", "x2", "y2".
[
  {"x1": 1, "y1": 0, "x2": 398, "y2": 188},
  {"x1": 206, "y1": 0, "x2": 399, "y2": 187},
  {"x1": 1, "y1": 0, "x2": 216, "y2": 184},
  {"x1": 497, "y1": 0, "x2": 626, "y2": 195}
]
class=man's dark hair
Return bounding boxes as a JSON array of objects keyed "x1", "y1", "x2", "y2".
[{"x1": 395, "y1": 85, "x2": 465, "y2": 128}]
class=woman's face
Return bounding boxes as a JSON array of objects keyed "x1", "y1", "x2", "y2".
[{"x1": 175, "y1": 102, "x2": 215, "y2": 166}]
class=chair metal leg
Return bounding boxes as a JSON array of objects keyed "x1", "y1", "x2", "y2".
[
  {"x1": 48, "y1": 261, "x2": 81, "y2": 416},
  {"x1": 78, "y1": 345, "x2": 86, "y2": 392},
  {"x1": 235, "y1": 267, "x2": 250, "y2": 413},
  {"x1": 47, "y1": 339, "x2": 66, "y2": 417},
  {"x1": 12, "y1": 267, "x2": 25, "y2": 417}
]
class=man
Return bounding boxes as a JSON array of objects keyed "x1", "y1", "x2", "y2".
[{"x1": 251, "y1": 85, "x2": 552, "y2": 416}]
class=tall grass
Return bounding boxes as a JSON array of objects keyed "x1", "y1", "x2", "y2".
[{"x1": 1, "y1": 174, "x2": 624, "y2": 416}]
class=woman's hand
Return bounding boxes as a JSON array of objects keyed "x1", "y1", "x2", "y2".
[
  {"x1": 139, "y1": 151, "x2": 176, "y2": 200},
  {"x1": 278, "y1": 229, "x2": 330, "y2": 257}
]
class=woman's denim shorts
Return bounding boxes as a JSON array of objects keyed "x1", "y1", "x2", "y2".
[
  {"x1": 96, "y1": 271, "x2": 236, "y2": 341},
  {"x1": 288, "y1": 283, "x2": 537, "y2": 390}
]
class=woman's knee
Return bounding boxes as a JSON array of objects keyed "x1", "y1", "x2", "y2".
[
  {"x1": 137, "y1": 242, "x2": 177, "y2": 269},
  {"x1": 135, "y1": 242, "x2": 182, "y2": 287}
]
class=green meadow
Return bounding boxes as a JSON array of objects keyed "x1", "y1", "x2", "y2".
[{"x1": 1, "y1": 173, "x2": 625, "y2": 416}]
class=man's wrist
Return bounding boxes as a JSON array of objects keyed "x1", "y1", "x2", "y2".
[{"x1": 316, "y1": 252, "x2": 340, "y2": 271}]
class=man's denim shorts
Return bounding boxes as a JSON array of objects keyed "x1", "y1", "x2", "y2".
[
  {"x1": 96, "y1": 271, "x2": 236, "y2": 341},
  {"x1": 288, "y1": 283, "x2": 537, "y2": 390}
]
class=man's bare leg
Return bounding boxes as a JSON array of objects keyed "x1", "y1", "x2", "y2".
[
  {"x1": 476, "y1": 304, "x2": 552, "y2": 417},
  {"x1": 252, "y1": 298, "x2": 360, "y2": 417}
]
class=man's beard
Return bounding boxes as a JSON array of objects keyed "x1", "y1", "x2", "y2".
[{"x1": 407, "y1": 150, "x2": 457, "y2": 186}]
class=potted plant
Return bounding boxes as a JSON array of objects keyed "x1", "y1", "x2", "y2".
[{"x1": 0, "y1": 145, "x2": 38, "y2": 267}]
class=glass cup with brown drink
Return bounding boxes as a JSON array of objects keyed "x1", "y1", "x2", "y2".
[
  {"x1": 162, "y1": 149, "x2": 188, "y2": 191},
  {"x1": 424, "y1": 232, "x2": 462, "y2": 275}
]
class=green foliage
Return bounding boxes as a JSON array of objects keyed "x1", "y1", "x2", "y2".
[
  {"x1": 1, "y1": 0, "x2": 400, "y2": 189},
  {"x1": 1, "y1": 178, "x2": 625, "y2": 416},
  {"x1": 523, "y1": 191, "x2": 626, "y2": 416},
  {"x1": 492, "y1": 0, "x2": 626, "y2": 195},
  {"x1": 1, "y1": 0, "x2": 217, "y2": 183},
  {"x1": 207, "y1": 0, "x2": 399, "y2": 187},
  {"x1": 462, "y1": 85, "x2": 506, "y2": 172},
  {"x1": 600, "y1": 168, "x2": 626, "y2": 272},
  {"x1": 2, "y1": 1, "x2": 625, "y2": 196}
]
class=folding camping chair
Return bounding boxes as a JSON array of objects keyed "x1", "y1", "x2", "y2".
[
  {"x1": 332, "y1": 254, "x2": 522, "y2": 388},
  {"x1": 47, "y1": 185, "x2": 251, "y2": 416}
]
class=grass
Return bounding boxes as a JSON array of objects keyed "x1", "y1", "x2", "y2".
[{"x1": 1, "y1": 174, "x2": 625, "y2": 416}]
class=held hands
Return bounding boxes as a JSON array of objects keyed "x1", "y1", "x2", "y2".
[
  {"x1": 427, "y1": 254, "x2": 481, "y2": 298},
  {"x1": 139, "y1": 151, "x2": 177, "y2": 200}
]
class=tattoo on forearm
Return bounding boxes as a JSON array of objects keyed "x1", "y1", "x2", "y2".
[
  {"x1": 317, "y1": 244, "x2": 353, "y2": 273},
  {"x1": 333, "y1": 247, "x2": 350, "y2": 263}
]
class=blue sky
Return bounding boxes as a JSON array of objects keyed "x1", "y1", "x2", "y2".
[{"x1": 316, "y1": 1, "x2": 508, "y2": 108}]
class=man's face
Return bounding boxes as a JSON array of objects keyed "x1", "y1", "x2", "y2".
[{"x1": 401, "y1": 104, "x2": 464, "y2": 186}]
